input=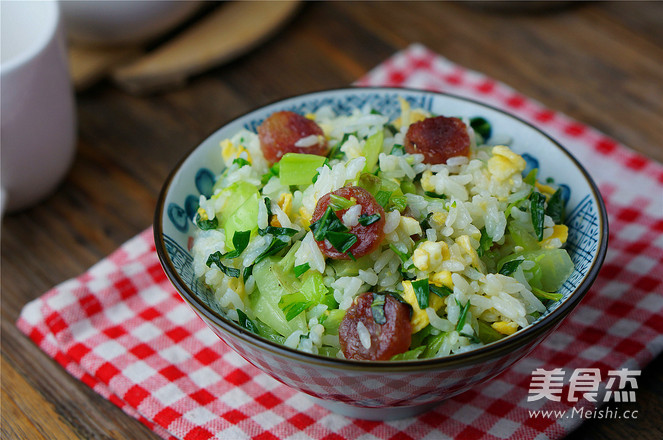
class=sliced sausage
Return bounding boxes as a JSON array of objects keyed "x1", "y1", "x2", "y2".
[
  {"x1": 258, "y1": 111, "x2": 328, "y2": 165},
  {"x1": 339, "y1": 292, "x2": 412, "y2": 361},
  {"x1": 404, "y1": 115, "x2": 470, "y2": 164},
  {"x1": 312, "y1": 186, "x2": 385, "y2": 260}
]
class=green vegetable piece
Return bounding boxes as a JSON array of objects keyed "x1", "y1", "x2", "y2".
[
  {"x1": 253, "y1": 318, "x2": 286, "y2": 344},
  {"x1": 422, "y1": 332, "x2": 447, "y2": 358},
  {"x1": 293, "y1": 263, "x2": 310, "y2": 278},
  {"x1": 499, "y1": 259, "x2": 524, "y2": 276},
  {"x1": 410, "y1": 324, "x2": 434, "y2": 348},
  {"x1": 529, "y1": 192, "x2": 546, "y2": 241},
  {"x1": 400, "y1": 180, "x2": 416, "y2": 194},
  {"x1": 276, "y1": 241, "x2": 301, "y2": 274},
  {"x1": 424, "y1": 191, "x2": 447, "y2": 199},
  {"x1": 460, "y1": 332, "x2": 481, "y2": 344},
  {"x1": 363, "y1": 130, "x2": 384, "y2": 173},
  {"x1": 531, "y1": 287, "x2": 563, "y2": 302},
  {"x1": 206, "y1": 251, "x2": 240, "y2": 278},
  {"x1": 375, "y1": 190, "x2": 392, "y2": 208},
  {"x1": 282, "y1": 301, "x2": 312, "y2": 321},
  {"x1": 322, "y1": 309, "x2": 345, "y2": 335},
  {"x1": 546, "y1": 188, "x2": 565, "y2": 224},
  {"x1": 261, "y1": 162, "x2": 280, "y2": 185},
  {"x1": 524, "y1": 168, "x2": 538, "y2": 186},
  {"x1": 412, "y1": 278, "x2": 430, "y2": 309},
  {"x1": 279, "y1": 153, "x2": 328, "y2": 186},
  {"x1": 233, "y1": 157, "x2": 251, "y2": 168},
  {"x1": 252, "y1": 258, "x2": 307, "y2": 336},
  {"x1": 310, "y1": 206, "x2": 348, "y2": 241},
  {"x1": 321, "y1": 293, "x2": 339, "y2": 309},
  {"x1": 507, "y1": 218, "x2": 540, "y2": 251},
  {"x1": 371, "y1": 293, "x2": 387, "y2": 325},
  {"x1": 223, "y1": 230, "x2": 251, "y2": 259},
  {"x1": 470, "y1": 116, "x2": 491, "y2": 140},
  {"x1": 326, "y1": 231, "x2": 357, "y2": 254},
  {"x1": 390, "y1": 195, "x2": 408, "y2": 212},
  {"x1": 329, "y1": 256, "x2": 374, "y2": 277},
  {"x1": 391, "y1": 346, "x2": 425, "y2": 360},
  {"x1": 258, "y1": 226, "x2": 298, "y2": 237},
  {"x1": 358, "y1": 213, "x2": 381, "y2": 226},
  {"x1": 299, "y1": 271, "x2": 327, "y2": 303},
  {"x1": 477, "y1": 320, "x2": 505, "y2": 344},
  {"x1": 196, "y1": 215, "x2": 218, "y2": 231},
  {"x1": 225, "y1": 191, "x2": 260, "y2": 249},
  {"x1": 429, "y1": 284, "x2": 453, "y2": 298},
  {"x1": 455, "y1": 299, "x2": 471, "y2": 332},
  {"x1": 329, "y1": 194, "x2": 356, "y2": 211},
  {"x1": 390, "y1": 143, "x2": 405, "y2": 155},
  {"x1": 477, "y1": 227, "x2": 492, "y2": 257},
  {"x1": 356, "y1": 172, "x2": 382, "y2": 195},
  {"x1": 236, "y1": 309, "x2": 258, "y2": 334}
]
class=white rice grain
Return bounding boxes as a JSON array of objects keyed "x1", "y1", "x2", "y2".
[{"x1": 357, "y1": 321, "x2": 371, "y2": 349}]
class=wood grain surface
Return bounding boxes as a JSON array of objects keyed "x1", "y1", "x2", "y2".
[{"x1": 2, "y1": 2, "x2": 662, "y2": 439}]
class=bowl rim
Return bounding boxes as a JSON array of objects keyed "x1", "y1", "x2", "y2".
[{"x1": 154, "y1": 86, "x2": 609, "y2": 371}]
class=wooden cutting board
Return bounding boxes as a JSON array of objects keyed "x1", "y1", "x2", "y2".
[{"x1": 68, "y1": 1, "x2": 301, "y2": 94}]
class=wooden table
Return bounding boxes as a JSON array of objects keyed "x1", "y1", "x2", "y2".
[{"x1": 2, "y1": 2, "x2": 662, "y2": 439}]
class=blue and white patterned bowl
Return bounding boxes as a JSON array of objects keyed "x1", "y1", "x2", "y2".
[{"x1": 154, "y1": 88, "x2": 608, "y2": 419}]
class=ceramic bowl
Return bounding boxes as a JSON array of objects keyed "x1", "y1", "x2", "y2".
[{"x1": 154, "y1": 88, "x2": 608, "y2": 420}]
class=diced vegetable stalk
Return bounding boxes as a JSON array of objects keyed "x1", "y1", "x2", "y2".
[
  {"x1": 477, "y1": 320, "x2": 505, "y2": 344},
  {"x1": 279, "y1": 153, "x2": 328, "y2": 186},
  {"x1": 321, "y1": 309, "x2": 345, "y2": 335},
  {"x1": 363, "y1": 130, "x2": 384, "y2": 173},
  {"x1": 225, "y1": 192, "x2": 260, "y2": 249},
  {"x1": 499, "y1": 249, "x2": 574, "y2": 293},
  {"x1": 252, "y1": 257, "x2": 307, "y2": 336}
]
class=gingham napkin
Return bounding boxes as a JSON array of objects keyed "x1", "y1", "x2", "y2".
[{"x1": 17, "y1": 44, "x2": 663, "y2": 440}]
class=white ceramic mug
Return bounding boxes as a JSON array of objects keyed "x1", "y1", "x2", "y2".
[{"x1": 1, "y1": 0, "x2": 77, "y2": 214}]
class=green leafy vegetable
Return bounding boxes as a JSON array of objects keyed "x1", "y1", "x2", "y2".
[
  {"x1": 477, "y1": 227, "x2": 492, "y2": 257},
  {"x1": 261, "y1": 162, "x2": 280, "y2": 185},
  {"x1": 455, "y1": 299, "x2": 471, "y2": 332},
  {"x1": 279, "y1": 153, "x2": 328, "y2": 186},
  {"x1": 424, "y1": 191, "x2": 447, "y2": 199},
  {"x1": 371, "y1": 293, "x2": 387, "y2": 325},
  {"x1": 282, "y1": 301, "x2": 312, "y2": 321},
  {"x1": 546, "y1": 188, "x2": 565, "y2": 224},
  {"x1": 470, "y1": 116, "x2": 491, "y2": 140},
  {"x1": 460, "y1": 332, "x2": 481, "y2": 344},
  {"x1": 358, "y1": 213, "x2": 381, "y2": 226},
  {"x1": 430, "y1": 284, "x2": 453, "y2": 298},
  {"x1": 293, "y1": 263, "x2": 310, "y2": 278},
  {"x1": 196, "y1": 215, "x2": 218, "y2": 231},
  {"x1": 375, "y1": 190, "x2": 392, "y2": 208},
  {"x1": 206, "y1": 251, "x2": 240, "y2": 278},
  {"x1": 524, "y1": 168, "x2": 538, "y2": 186},
  {"x1": 232, "y1": 157, "x2": 250, "y2": 168},
  {"x1": 258, "y1": 226, "x2": 298, "y2": 237},
  {"x1": 531, "y1": 287, "x2": 563, "y2": 302},
  {"x1": 412, "y1": 278, "x2": 430, "y2": 309},
  {"x1": 326, "y1": 231, "x2": 357, "y2": 254},
  {"x1": 310, "y1": 206, "x2": 348, "y2": 241},
  {"x1": 222, "y1": 230, "x2": 251, "y2": 259},
  {"x1": 529, "y1": 191, "x2": 546, "y2": 241},
  {"x1": 391, "y1": 346, "x2": 425, "y2": 360},
  {"x1": 236, "y1": 309, "x2": 258, "y2": 333},
  {"x1": 329, "y1": 194, "x2": 356, "y2": 211},
  {"x1": 499, "y1": 259, "x2": 524, "y2": 276},
  {"x1": 477, "y1": 320, "x2": 505, "y2": 344}
]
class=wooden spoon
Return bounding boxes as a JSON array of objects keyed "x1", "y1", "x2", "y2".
[{"x1": 111, "y1": 0, "x2": 301, "y2": 94}]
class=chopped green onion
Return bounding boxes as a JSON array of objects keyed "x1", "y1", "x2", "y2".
[
  {"x1": 261, "y1": 163, "x2": 280, "y2": 184},
  {"x1": 477, "y1": 227, "x2": 492, "y2": 257},
  {"x1": 282, "y1": 301, "x2": 312, "y2": 321},
  {"x1": 293, "y1": 263, "x2": 310, "y2": 278},
  {"x1": 412, "y1": 278, "x2": 430, "y2": 309},
  {"x1": 358, "y1": 213, "x2": 381, "y2": 226},
  {"x1": 196, "y1": 215, "x2": 218, "y2": 231},
  {"x1": 206, "y1": 251, "x2": 240, "y2": 278},
  {"x1": 371, "y1": 293, "x2": 387, "y2": 325},
  {"x1": 424, "y1": 191, "x2": 447, "y2": 199},
  {"x1": 477, "y1": 320, "x2": 505, "y2": 344},
  {"x1": 258, "y1": 226, "x2": 298, "y2": 237},
  {"x1": 499, "y1": 259, "x2": 524, "y2": 276},
  {"x1": 222, "y1": 230, "x2": 252, "y2": 259},
  {"x1": 329, "y1": 194, "x2": 356, "y2": 211},
  {"x1": 530, "y1": 192, "x2": 546, "y2": 241},
  {"x1": 455, "y1": 299, "x2": 471, "y2": 332},
  {"x1": 470, "y1": 116, "x2": 491, "y2": 140},
  {"x1": 546, "y1": 188, "x2": 565, "y2": 224},
  {"x1": 390, "y1": 195, "x2": 408, "y2": 212},
  {"x1": 310, "y1": 206, "x2": 348, "y2": 241},
  {"x1": 232, "y1": 157, "x2": 251, "y2": 168},
  {"x1": 236, "y1": 309, "x2": 258, "y2": 333},
  {"x1": 326, "y1": 231, "x2": 357, "y2": 254},
  {"x1": 430, "y1": 284, "x2": 453, "y2": 298}
]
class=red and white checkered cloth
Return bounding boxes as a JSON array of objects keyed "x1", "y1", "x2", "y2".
[{"x1": 17, "y1": 44, "x2": 663, "y2": 440}]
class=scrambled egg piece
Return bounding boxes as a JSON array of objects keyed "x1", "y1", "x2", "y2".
[
  {"x1": 220, "y1": 139, "x2": 252, "y2": 167},
  {"x1": 540, "y1": 224, "x2": 568, "y2": 248},
  {"x1": 278, "y1": 193, "x2": 293, "y2": 218},
  {"x1": 491, "y1": 321, "x2": 518, "y2": 335},
  {"x1": 430, "y1": 270, "x2": 453, "y2": 289},
  {"x1": 456, "y1": 235, "x2": 486, "y2": 273},
  {"x1": 535, "y1": 181, "x2": 556, "y2": 195},
  {"x1": 399, "y1": 216, "x2": 422, "y2": 237},
  {"x1": 196, "y1": 206, "x2": 209, "y2": 221},
  {"x1": 412, "y1": 241, "x2": 450, "y2": 272},
  {"x1": 298, "y1": 206, "x2": 312, "y2": 229},
  {"x1": 402, "y1": 280, "x2": 446, "y2": 333},
  {"x1": 430, "y1": 212, "x2": 447, "y2": 228},
  {"x1": 487, "y1": 145, "x2": 526, "y2": 180},
  {"x1": 393, "y1": 97, "x2": 429, "y2": 129},
  {"x1": 420, "y1": 170, "x2": 435, "y2": 192}
]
